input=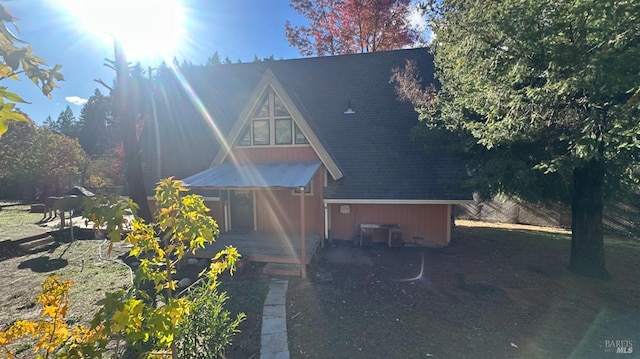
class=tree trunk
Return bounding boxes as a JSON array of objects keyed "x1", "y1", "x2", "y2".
[
  {"x1": 569, "y1": 158, "x2": 608, "y2": 278},
  {"x1": 122, "y1": 120, "x2": 153, "y2": 222},
  {"x1": 114, "y1": 40, "x2": 153, "y2": 223}
]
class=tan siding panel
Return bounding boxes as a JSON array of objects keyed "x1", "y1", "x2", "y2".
[
  {"x1": 253, "y1": 169, "x2": 323, "y2": 233},
  {"x1": 230, "y1": 146, "x2": 318, "y2": 162},
  {"x1": 329, "y1": 204, "x2": 449, "y2": 246}
]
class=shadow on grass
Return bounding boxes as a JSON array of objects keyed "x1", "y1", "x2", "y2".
[
  {"x1": 0, "y1": 240, "x2": 26, "y2": 261},
  {"x1": 18, "y1": 256, "x2": 68, "y2": 272}
]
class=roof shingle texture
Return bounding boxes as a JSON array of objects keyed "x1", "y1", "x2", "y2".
[{"x1": 140, "y1": 48, "x2": 470, "y2": 201}]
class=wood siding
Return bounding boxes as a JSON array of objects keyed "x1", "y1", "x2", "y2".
[
  {"x1": 253, "y1": 169, "x2": 324, "y2": 233},
  {"x1": 329, "y1": 203, "x2": 450, "y2": 246},
  {"x1": 230, "y1": 145, "x2": 317, "y2": 162},
  {"x1": 220, "y1": 144, "x2": 324, "y2": 234}
]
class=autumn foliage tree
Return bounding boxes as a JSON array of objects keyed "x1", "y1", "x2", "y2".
[
  {"x1": 0, "y1": 276, "x2": 105, "y2": 359},
  {"x1": 286, "y1": 0, "x2": 422, "y2": 56},
  {"x1": 0, "y1": 120, "x2": 86, "y2": 197}
]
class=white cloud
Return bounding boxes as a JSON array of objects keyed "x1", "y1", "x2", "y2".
[
  {"x1": 65, "y1": 96, "x2": 88, "y2": 106},
  {"x1": 408, "y1": 4, "x2": 434, "y2": 45},
  {"x1": 409, "y1": 6, "x2": 428, "y2": 32}
]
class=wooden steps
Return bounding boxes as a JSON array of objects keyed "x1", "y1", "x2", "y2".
[{"x1": 263, "y1": 263, "x2": 302, "y2": 277}]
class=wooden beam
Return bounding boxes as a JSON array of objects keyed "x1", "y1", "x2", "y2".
[{"x1": 300, "y1": 186, "x2": 307, "y2": 279}]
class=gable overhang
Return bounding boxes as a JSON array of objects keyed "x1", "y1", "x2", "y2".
[
  {"x1": 183, "y1": 160, "x2": 321, "y2": 190},
  {"x1": 211, "y1": 68, "x2": 343, "y2": 180}
]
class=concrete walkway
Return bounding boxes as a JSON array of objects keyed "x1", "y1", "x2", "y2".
[{"x1": 260, "y1": 278, "x2": 290, "y2": 359}]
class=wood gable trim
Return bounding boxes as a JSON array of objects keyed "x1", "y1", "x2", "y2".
[{"x1": 211, "y1": 68, "x2": 343, "y2": 180}]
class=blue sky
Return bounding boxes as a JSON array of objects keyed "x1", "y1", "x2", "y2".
[{"x1": 7, "y1": 0, "x2": 309, "y2": 124}]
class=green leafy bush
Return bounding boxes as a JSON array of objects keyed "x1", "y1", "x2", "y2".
[{"x1": 176, "y1": 280, "x2": 246, "y2": 359}]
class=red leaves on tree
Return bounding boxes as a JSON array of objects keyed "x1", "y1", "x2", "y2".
[
  {"x1": 286, "y1": 0, "x2": 422, "y2": 56},
  {"x1": 110, "y1": 120, "x2": 144, "y2": 184}
]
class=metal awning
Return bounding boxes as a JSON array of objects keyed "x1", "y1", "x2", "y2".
[{"x1": 182, "y1": 160, "x2": 321, "y2": 189}]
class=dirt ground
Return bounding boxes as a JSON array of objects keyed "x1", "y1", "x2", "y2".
[
  {"x1": 3, "y1": 204, "x2": 639, "y2": 359},
  {"x1": 286, "y1": 221, "x2": 640, "y2": 359}
]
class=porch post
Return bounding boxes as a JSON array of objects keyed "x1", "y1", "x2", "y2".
[{"x1": 300, "y1": 186, "x2": 307, "y2": 279}]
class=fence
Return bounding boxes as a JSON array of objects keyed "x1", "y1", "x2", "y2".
[{"x1": 456, "y1": 197, "x2": 640, "y2": 237}]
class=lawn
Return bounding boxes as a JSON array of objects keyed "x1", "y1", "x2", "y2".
[{"x1": 2, "y1": 203, "x2": 639, "y2": 359}]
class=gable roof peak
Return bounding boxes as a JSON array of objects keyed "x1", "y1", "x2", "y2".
[{"x1": 211, "y1": 67, "x2": 344, "y2": 180}]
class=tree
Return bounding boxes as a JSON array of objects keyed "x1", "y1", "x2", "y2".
[
  {"x1": 44, "y1": 105, "x2": 80, "y2": 137},
  {"x1": 0, "y1": 276, "x2": 104, "y2": 358},
  {"x1": 102, "y1": 42, "x2": 154, "y2": 222},
  {"x1": 77, "y1": 89, "x2": 113, "y2": 157},
  {"x1": 207, "y1": 51, "x2": 222, "y2": 65},
  {"x1": 286, "y1": 0, "x2": 422, "y2": 56},
  {"x1": 0, "y1": 119, "x2": 86, "y2": 197},
  {"x1": 0, "y1": 5, "x2": 63, "y2": 137},
  {"x1": 85, "y1": 179, "x2": 242, "y2": 358},
  {"x1": 393, "y1": 0, "x2": 640, "y2": 277}
]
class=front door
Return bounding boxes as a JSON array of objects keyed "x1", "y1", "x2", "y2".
[{"x1": 229, "y1": 190, "x2": 254, "y2": 231}]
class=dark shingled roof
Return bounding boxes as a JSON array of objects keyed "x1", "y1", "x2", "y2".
[{"x1": 140, "y1": 48, "x2": 471, "y2": 201}]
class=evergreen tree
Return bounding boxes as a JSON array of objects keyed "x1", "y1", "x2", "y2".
[
  {"x1": 207, "y1": 51, "x2": 222, "y2": 65},
  {"x1": 44, "y1": 105, "x2": 80, "y2": 137},
  {"x1": 77, "y1": 89, "x2": 113, "y2": 156},
  {"x1": 393, "y1": 0, "x2": 640, "y2": 277}
]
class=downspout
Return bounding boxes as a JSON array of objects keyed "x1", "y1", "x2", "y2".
[
  {"x1": 300, "y1": 186, "x2": 307, "y2": 279},
  {"x1": 323, "y1": 202, "x2": 328, "y2": 248}
]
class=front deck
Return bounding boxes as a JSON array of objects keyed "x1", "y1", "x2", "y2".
[{"x1": 190, "y1": 230, "x2": 322, "y2": 266}]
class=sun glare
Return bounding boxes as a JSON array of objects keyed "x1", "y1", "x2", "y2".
[{"x1": 58, "y1": 0, "x2": 186, "y2": 62}]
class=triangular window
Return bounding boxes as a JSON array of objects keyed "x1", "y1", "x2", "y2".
[
  {"x1": 236, "y1": 87, "x2": 309, "y2": 147},
  {"x1": 253, "y1": 93, "x2": 269, "y2": 118},
  {"x1": 274, "y1": 94, "x2": 289, "y2": 117},
  {"x1": 238, "y1": 124, "x2": 251, "y2": 146}
]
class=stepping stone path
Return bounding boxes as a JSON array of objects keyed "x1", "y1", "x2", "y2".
[{"x1": 260, "y1": 279, "x2": 289, "y2": 359}]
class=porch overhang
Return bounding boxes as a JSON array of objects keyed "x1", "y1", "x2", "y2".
[{"x1": 182, "y1": 160, "x2": 321, "y2": 189}]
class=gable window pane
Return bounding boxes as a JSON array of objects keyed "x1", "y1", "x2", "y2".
[
  {"x1": 253, "y1": 94, "x2": 269, "y2": 118},
  {"x1": 275, "y1": 119, "x2": 292, "y2": 145},
  {"x1": 274, "y1": 95, "x2": 290, "y2": 116},
  {"x1": 253, "y1": 120, "x2": 269, "y2": 145},
  {"x1": 238, "y1": 125, "x2": 251, "y2": 146},
  {"x1": 295, "y1": 124, "x2": 309, "y2": 144}
]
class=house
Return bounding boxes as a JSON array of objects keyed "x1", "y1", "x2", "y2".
[{"x1": 140, "y1": 48, "x2": 472, "y2": 276}]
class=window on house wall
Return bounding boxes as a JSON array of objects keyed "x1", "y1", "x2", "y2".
[
  {"x1": 235, "y1": 87, "x2": 309, "y2": 146},
  {"x1": 275, "y1": 119, "x2": 292, "y2": 144},
  {"x1": 274, "y1": 94, "x2": 288, "y2": 116},
  {"x1": 252, "y1": 120, "x2": 269, "y2": 145},
  {"x1": 254, "y1": 94, "x2": 269, "y2": 117},
  {"x1": 295, "y1": 124, "x2": 309, "y2": 144},
  {"x1": 293, "y1": 182, "x2": 312, "y2": 195},
  {"x1": 238, "y1": 125, "x2": 251, "y2": 146}
]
